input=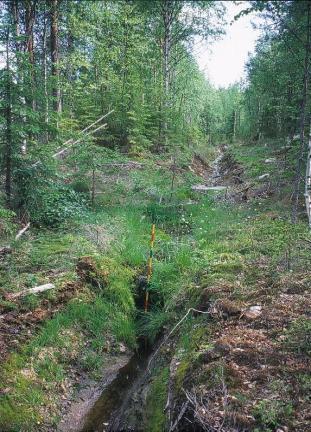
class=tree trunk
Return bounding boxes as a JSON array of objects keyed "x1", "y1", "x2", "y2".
[
  {"x1": 11, "y1": 0, "x2": 27, "y2": 155},
  {"x1": 161, "y1": 0, "x2": 172, "y2": 147},
  {"x1": 50, "y1": 0, "x2": 61, "y2": 114},
  {"x1": 91, "y1": 168, "x2": 96, "y2": 207},
  {"x1": 25, "y1": 0, "x2": 36, "y2": 112},
  {"x1": 5, "y1": 27, "x2": 12, "y2": 207},
  {"x1": 305, "y1": 118, "x2": 311, "y2": 227},
  {"x1": 43, "y1": 5, "x2": 49, "y2": 130},
  {"x1": 233, "y1": 109, "x2": 237, "y2": 142},
  {"x1": 291, "y1": 2, "x2": 311, "y2": 223}
]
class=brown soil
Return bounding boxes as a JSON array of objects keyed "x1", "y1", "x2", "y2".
[
  {"x1": 0, "y1": 281, "x2": 81, "y2": 363},
  {"x1": 168, "y1": 270, "x2": 311, "y2": 431}
]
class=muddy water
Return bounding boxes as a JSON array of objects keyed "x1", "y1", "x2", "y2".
[{"x1": 81, "y1": 347, "x2": 150, "y2": 432}]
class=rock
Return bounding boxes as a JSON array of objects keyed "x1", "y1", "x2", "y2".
[
  {"x1": 258, "y1": 173, "x2": 270, "y2": 180},
  {"x1": 243, "y1": 305, "x2": 262, "y2": 319},
  {"x1": 119, "y1": 343, "x2": 126, "y2": 353}
]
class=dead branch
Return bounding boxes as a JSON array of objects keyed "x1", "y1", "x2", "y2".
[
  {"x1": 32, "y1": 110, "x2": 114, "y2": 167},
  {"x1": 169, "y1": 400, "x2": 190, "y2": 432},
  {"x1": 7, "y1": 283, "x2": 55, "y2": 300},
  {"x1": 15, "y1": 222, "x2": 30, "y2": 241}
]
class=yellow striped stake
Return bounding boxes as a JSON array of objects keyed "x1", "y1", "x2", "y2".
[{"x1": 144, "y1": 223, "x2": 155, "y2": 313}]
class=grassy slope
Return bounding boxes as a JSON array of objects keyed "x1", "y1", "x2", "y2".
[{"x1": 0, "y1": 142, "x2": 310, "y2": 431}]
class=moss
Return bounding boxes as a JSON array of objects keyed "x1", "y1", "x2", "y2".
[
  {"x1": 174, "y1": 359, "x2": 191, "y2": 393},
  {"x1": 145, "y1": 367, "x2": 169, "y2": 432},
  {"x1": 196, "y1": 361, "x2": 225, "y2": 389}
]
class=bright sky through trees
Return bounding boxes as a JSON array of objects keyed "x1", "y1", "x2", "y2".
[{"x1": 196, "y1": 1, "x2": 261, "y2": 88}]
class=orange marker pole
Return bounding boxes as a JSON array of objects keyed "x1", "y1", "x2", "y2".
[{"x1": 144, "y1": 224, "x2": 155, "y2": 313}]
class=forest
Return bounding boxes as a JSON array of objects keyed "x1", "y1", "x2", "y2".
[{"x1": 0, "y1": 0, "x2": 310, "y2": 431}]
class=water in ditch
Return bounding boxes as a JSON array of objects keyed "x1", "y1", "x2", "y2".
[{"x1": 81, "y1": 341, "x2": 153, "y2": 432}]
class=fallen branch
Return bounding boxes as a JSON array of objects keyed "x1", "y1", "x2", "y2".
[
  {"x1": 7, "y1": 283, "x2": 55, "y2": 300},
  {"x1": 100, "y1": 161, "x2": 144, "y2": 168},
  {"x1": 169, "y1": 401, "x2": 190, "y2": 432},
  {"x1": 32, "y1": 109, "x2": 114, "y2": 168},
  {"x1": 15, "y1": 222, "x2": 30, "y2": 241},
  {"x1": 148, "y1": 308, "x2": 210, "y2": 372},
  {"x1": 52, "y1": 123, "x2": 108, "y2": 160}
]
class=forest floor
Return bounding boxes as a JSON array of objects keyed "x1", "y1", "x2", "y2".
[{"x1": 0, "y1": 139, "x2": 310, "y2": 432}]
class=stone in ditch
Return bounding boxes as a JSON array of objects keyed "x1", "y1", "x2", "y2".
[
  {"x1": 258, "y1": 173, "x2": 270, "y2": 180},
  {"x1": 244, "y1": 305, "x2": 262, "y2": 319}
]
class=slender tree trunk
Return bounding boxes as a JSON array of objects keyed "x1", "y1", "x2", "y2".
[
  {"x1": 43, "y1": 6, "x2": 49, "y2": 130},
  {"x1": 11, "y1": 0, "x2": 27, "y2": 155},
  {"x1": 25, "y1": 0, "x2": 36, "y2": 112},
  {"x1": 5, "y1": 28, "x2": 12, "y2": 207},
  {"x1": 50, "y1": 0, "x2": 61, "y2": 114},
  {"x1": 91, "y1": 168, "x2": 95, "y2": 207},
  {"x1": 305, "y1": 118, "x2": 311, "y2": 227},
  {"x1": 257, "y1": 99, "x2": 262, "y2": 141},
  {"x1": 161, "y1": 0, "x2": 172, "y2": 147},
  {"x1": 67, "y1": 27, "x2": 74, "y2": 118},
  {"x1": 292, "y1": 3, "x2": 311, "y2": 223},
  {"x1": 233, "y1": 109, "x2": 237, "y2": 142}
]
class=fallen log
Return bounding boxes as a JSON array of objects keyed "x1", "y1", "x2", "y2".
[
  {"x1": 15, "y1": 222, "x2": 30, "y2": 241},
  {"x1": 7, "y1": 283, "x2": 55, "y2": 300}
]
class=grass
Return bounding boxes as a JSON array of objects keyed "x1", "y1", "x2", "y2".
[
  {"x1": 253, "y1": 399, "x2": 294, "y2": 431},
  {"x1": 284, "y1": 317, "x2": 311, "y2": 355}
]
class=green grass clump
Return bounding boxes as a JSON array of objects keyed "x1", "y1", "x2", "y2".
[
  {"x1": 0, "y1": 353, "x2": 46, "y2": 430},
  {"x1": 253, "y1": 399, "x2": 293, "y2": 431}
]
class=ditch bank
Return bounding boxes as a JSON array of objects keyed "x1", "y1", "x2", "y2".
[{"x1": 58, "y1": 337, "x2": 165, "y2": 432}]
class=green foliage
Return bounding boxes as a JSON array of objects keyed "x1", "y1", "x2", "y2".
[
  {"x1": 27, "y1": 183, "x2": 85, "y2": 227},
  {"x1": 20, "y1": 294, "x2": 41, "y2": 311},
  {"x1": 253, "y1": 399, "x2": 293, "y2": 430},
  {"x1": 71, "y1": 179, "x2": 90, "y2": 194},
  {"x1": 0, "y1": 206, "x2": 16, "y2": 240}
]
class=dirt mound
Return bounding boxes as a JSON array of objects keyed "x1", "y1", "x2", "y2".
[{"x1": 0, "y1": 281, "x2": 80, "y2": 363}]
